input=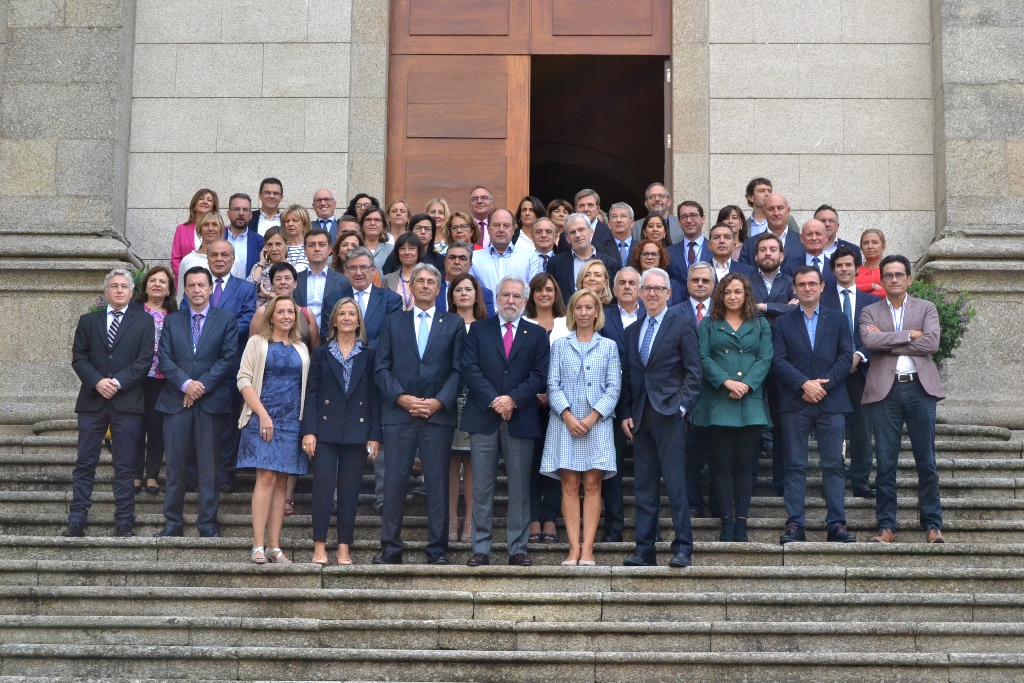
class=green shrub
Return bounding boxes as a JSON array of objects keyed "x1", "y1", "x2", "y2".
[{"x1": 908, "y1": 280, "x2": 977, "y2": 366}]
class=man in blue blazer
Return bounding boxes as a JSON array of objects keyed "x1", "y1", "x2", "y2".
[
  {"x1": 738, "y1": 194, "x2": 805, "y2": 273},
  {"x1": 546, "y1": 213, "x2": 620, "y2": 304},
  {"x1": 311, "y1": 188, "x2": 341, "y2": 243},
  {"x1": 293, "y1": 229, "x2": 353, "y2": 330},
  {"x1": 665, "y1": 201, "x2": 714, "y2": 284},
  {"x1": 618, "y1": 267, "x2": 702, "y2": 568},
  {"x1": 319, "y1": 246, "x2": 401, "y2": 346},
  {"x1": 822, "y1": 246, "x2": 882, "y2": 498},
  {"x1": 461, "y1": 275, "x2": 549, "y2": 567},
  {"x1": 772, "y1": 266, "x2": 855, "y2": 545},
  {"x1": 436, "y1": 241, "x2": 495, "y2": 316},
  {"x1": 224, "y1": 193, "x2": 264, "y2": 279},
  {"x1": 155, "y1": 266, "x2": 239, "y2": 538},
  {"x1": 374, "y1": 262, "x2": 467, "y2": 565}
]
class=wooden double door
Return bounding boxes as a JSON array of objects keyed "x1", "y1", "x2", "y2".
[{"x1": 386, "y1": 0, "x2": 671, "y2": 211}]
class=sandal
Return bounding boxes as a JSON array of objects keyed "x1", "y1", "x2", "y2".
[
  {"x1": 461, "y1": 522, "x2": 472, "y2": 544},
  {"x1": 267, "y1": 548, "x2": 292, "y2": 564},
  {"x1": 284, "y1": 500, "x2": 295, "y2": 516},
  {"x1": 251, "y1": 546, "x2": 267, "y2": 564},
  {"x1": 541, "y1": 533, "x2": 557, "y2": 543},
  {"x1": 529, "y1": 533, "x2": 542, "y2": 543},
  {"x1": 448, "y1": 520, "x2": 460, "y2": 542}
]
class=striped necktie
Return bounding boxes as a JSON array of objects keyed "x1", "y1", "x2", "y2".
[{"x1": 108, "y1": 311, "x2": 122, "y2": 348}]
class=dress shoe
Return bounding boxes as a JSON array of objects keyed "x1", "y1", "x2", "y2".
[
  {"x1": 623, "y1": 554, "x2": 656, "y2": 567},
  {"x1": 466, "y1": 552, "x2": 490, "y2": 567},
  {"x1": 154, "y1": 527, "x2": 183, "y2": 537},
  {"x1": 601, "y1": 531, "x2": 623, "y2": 543},
  {"x1": 219, "y1": 481, "x2": 234, "y2": 494},
  {"x1": 654, "y1": 533, "x2": 664, "y2": 543},
  {"x1": 199, "y1": 528, "x2": 222, "y2": 538},
  {"x1": 372, "y1": 551, "x2": 403, "y2": 565},
  {"x1": 114, "y1": 525, "x2": 134, "y2": 538},
  {"x1": 852, "y1": 486, "x2": 876, "y2": 499},
  {"x1": 668, "y1": 552, "x2": 692, "y2": 568},
  {"x1": 827, "y1": 524, "x2": 856, "y2": 543},
  {"x1": 425, "y1": 552, "x2": 449, "y2": 565},
  {"x1": 779, "y1": 525, "x2": 806, "y2": 545},
  {"x1": 719, "y1": 517, "x2": 735, "y2": 542},
  {"x1": 872, "y1": 528, "x2": 895, "y2": 544},
  {"x1": 145, "y1": 484, "x2": 161, "y2": 495},
  {"x1": 926, "y1": 528, "x2": 946, "y2": 544},
  {"x1": 507, "y1": 553, "x2": 533, "y2": 566},
  {"x1": 60, "y1": 522, "x2": 86, "y2": 538},
  {"x1": 733, "y1": 518, "x2": 749, "y2": 543}
]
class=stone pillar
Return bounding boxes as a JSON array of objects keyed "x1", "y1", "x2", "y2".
[
  {"x1": 920, "y1": 1, "x2": 1024, "y2": 428},
  {"x1": 0, "y1": 0, "x2": 139, "y2": 426}
]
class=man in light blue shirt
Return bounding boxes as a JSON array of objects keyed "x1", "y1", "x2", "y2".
[{"x1": 470, "y1": 208, "x2": 542, "y2": 299}]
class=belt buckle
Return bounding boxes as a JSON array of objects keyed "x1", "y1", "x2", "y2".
[{"x1": 896, "y1": 373, "x2": 913, "y2": 383}]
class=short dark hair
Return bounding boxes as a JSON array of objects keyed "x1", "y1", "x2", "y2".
[
  {"x1": 753, "y1": 232, "x2": 784, "y2": 253},
  {"x1": 830, "y1": 245, "x2": 861, "y2": 270},
  {"x1": 304, "y1": 228, "x2": 331, "y2": 245},
  {"x1": 745, "y1": 177, "x2": 772, "y2": 205},
  {"x1": 879, "y1": 254, "x2": 912, "y2": 277},
  {"x1": 792, "y1": 265, "x2": 823, "y2": 284},
  {"x1": 228, "y1": 192, "x2": 252, "y2": 207},
  {"x1": 708, "y1": 222, "x2": 734, "y2": 238},
  {"x1": 814, "y1": 203, "x2": 839, "y2": 218},
  {"x1": 259, "y1": 177, "x2": 283, "y2": 194},
  {"x1": 447, "y1": 273, "x2": 487, "y2": 321},
  {"x1": 268, "y1": 261, "x2": 298, "y2": 282},
  {"x1": 183, "y1": 265, "x2": 212, "y2": 287},
  {"x1": 394, "y1": 231, "x2": 426, "y2": 262},
  {"x1": 677, "y1": 200, "x2": 704, "y2": 218}
]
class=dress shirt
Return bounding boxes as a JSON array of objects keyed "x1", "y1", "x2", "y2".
[
  {"x1": 471, "y1": 243, "x2": 542, "y2": 296},
  {"x1": 475, "y1": 218, "x2": 490, "y2": 248},
  {"x1": 225, "y1": 229, "x2": 249, "y2": 279},
  {"x1": 181, "y1": 303, "x2": 211, "y2": 392},
  {"x1": 805, "y1": 252, "x2": 827, "y2": 272},
  {"x1": 682, "y1": 236, "x2": 707, "y2": 267},
  {"x1": 106, "y1": 304, "x2": 129, "y2": 389},
  {"x1": 713, "y1": 259, "x2": 731, "y2": 282},
  {"x1": 619, "y1": 305, "x2": 640, "y2": 328},
  {"x1": 749, "y1": 214, "x2": 768, "y2": 237},
  {"x1": 354, "y1": 284, "x2": 372, "y2": 314},
  {"x1": 689, "y1": 297, "x2": 710, "y2": 321},
  {"x1": 802, "y1": 305, "x2": 820, "y2": 350},
  {"x1": 639, "y1": 306, "x2": 686, "y2": 416},
  {"x1": 887, "y1": 298, "x2": 918, "y2": 373},
  {"x1": 614, "y1": 237, "x2": 633, "y2": 267},
  {"x1": 256, "y1": 211, "x2": 280, "y2": 237},
  {"x1": 572, "y1": 246, "x2": 598, "y2": 281},
  {"x1": 305, "y1": 267, "x2": 328, "y2": 326},
  {"x1": 537, "y1": 250, "x2": 554, "y2": 269},
  {"x1": 823, "y1": 240, "x2": 839, "y2": 257},
  {"x1": 760, "y1": 269, "x2": 781, "y2": 295},
  {"x1": 412, "y1": 305, "x2": 436, "y2": 348},
  {"x1": 837, "y1": 284, "x2": 866, "y2": 361}
]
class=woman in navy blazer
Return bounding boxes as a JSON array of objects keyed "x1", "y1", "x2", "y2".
[{"x1": 301, "y1": 297, "x2": 382, "y2": 566}]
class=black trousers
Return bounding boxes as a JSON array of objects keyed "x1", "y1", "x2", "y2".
[
  {"x1": 601, "y1": 420, "x2": 630, "y2": 535},
  {"x1": 530, "y1": 413, "x2": 561, "y2": 524},
  {"x1": 163, "y1": 407, "x2": 226, "y2": 534},
  {"x1": 311, "y1": 442, "x2": 366, "y2": 544},
  {"x1": 134, "y1": 377, "x2": 166, "y2": 481},
  {"x1": 71, "y1": 404, "x2": 140, "y2": 527},
  {"x1": 708, "y1": 424, "x2": 761, "y2": 519}
]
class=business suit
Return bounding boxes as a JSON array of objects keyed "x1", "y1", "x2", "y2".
[
  {"x1": 618, "y1": 307, "x2": 702, "y2": 563},
  {"x1": 437, "y1": 278, "x2": 495, "y2": 317},
  {"x1": 860, "y1": 295, "x2": 945, "y2": 533},
  {"x1": 69, "y1": 306, "x2": 156, "y2": 532},
  {"x1": 750, "y1": 270, "x2": 796, "y2": 323},
  {"x1": 772, "y1": 306, "x2": 853, "y2": 532},
  {"x1": 557, "y1": 220, "x2": 619, "y2": 262},
  {"x1": 224, "y1": 228, "x2": 264, "y2": 280},
  {"x1": 545, "y1": 250, "x2": 620, "y2": 304},
  {"x1": 822, "y1": 285, "x2": 881, "y2": 493},
  {"x1": 666, "y1": 238, "x2": 713, "y2": 284},
  {"x1": 320, "y1": 284, "x2": 402, "y2": 346},
  {"x1": 294, "y1": 267, "x2": 354, "y2": 327},
  {"x1": 461, "y1": 316, "x2": 549, "y2": 559},
  {"x1": 311, "y1": 216, "x2": 340, "y2": 243},
  {"x1": 713, "y1": 260, "x2": 757, "y2": 283},
  {"x1": 739, "y1": 231, "x2": 806, "y2": 275},
  {"x1": 156, "y1": 305, "x2": 238, "y2": 535},
  {"x1": 375, "y1": 306, "x2": 466, "y2": 560},
  {"x1": 302, "y1": 343, "x2": 382, "y2": 545}
]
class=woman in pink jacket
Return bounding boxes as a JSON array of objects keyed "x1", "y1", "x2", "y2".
[{"x1": 170, "y1": 189, "x2": 220, "y2": 278}]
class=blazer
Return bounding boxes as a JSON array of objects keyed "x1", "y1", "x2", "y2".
[
  {"x1": 171, "y1": 223, "x2": 198, "y2": 278},
  {"x1": 375, "y1": 308, "x2": 466, "y2": 427},
  {"x1": 294, "y1": 268, "x2": 354, "y2": 316},
  {"x1": 320, "y1": 285, "x2": 403, "y2": 345},
  {"x1": 211, "y1": 275, "x2": 258, "y2": 360},
  {"x1": 821, "y1": 285, "x2": 882, "y2": 360},
  {"x1": 546, "y1": 334, "x2": 621, "y2": 452},
  {"x1": 600, "y1": 303, "x2": 644, "y2": 362},
  {"x1": 859, "y1": 295, "x2": 945, "y2": 403},
  {"x1": 691, "y1": 317, "x2": 773, "y2": 428},
  {"x1": 557, "y1": 220, "x2": 619, "y2": 262},
  {"x1": 617, "y1": 307, "x2": 702, "y2": 426},
  {"x1": 666, "y1": 238, "x2": 714, "y2": 284},
  {"x1": 715, "y1": 260, "x2": 757, "y2": 282},
  {"x1": 749, "y1": 270, "x2": 796, "y2": 323},
  {"x1": 71, "y1": 307, "x2": 156, "y2": 414},
  {"x1": 739, "y1": 230, "x2": 806, "y2": 274},
  {"x1": 827, "y1": 238, "x2": 863, "y2": 263},
  {"x1": 771, "y1": 306, "x2": 853, "y2": 414},
  {"x1": 437, "y1": 278, "x2": 495, "y2": 317},
  {"x1": 460, "y1": 316, "x2": 550, "y2": 438},
  {"x1": 311, "y1": 216, "x2": 340, "y2": 243},
  {"x1": 224, "y1": 228, "x2": 264, "y2": 278},
  {"x1": 301, "y1": 344, "x2": 382, "y2": 444},
  {"x1": 155, "y1": 305, "x2": 239, "y2": 415},
  {"x1": 545, "y1": 250, "x2": 621, "y2": 304},
  {"x1": 236, "y1": 335, "x2": 310, "y2": 426},
  {"x1": 785, "y1": 252, "x2": 836, "y2": 285}
]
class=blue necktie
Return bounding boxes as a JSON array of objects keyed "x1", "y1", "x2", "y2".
[
  {"x1": 843, "y1": 288, "x2": 854, "y2": 336},
  {"x1": 812, "y1": 256, "x2": 821, "y2": 272},
  {"x1": 618, "y1": 241, "x2": 629, "y2": 267},
  {"x1": 417, "y1": 311, "x2": 429, "y2": 358},
  {"x1": 191, "y1": 313, "x2": 204, "y2": 353},
  {"x1": 640, "y1": 317, "x2": 658, "y2": 366}
]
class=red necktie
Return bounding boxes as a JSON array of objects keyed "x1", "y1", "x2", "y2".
[
  {"x1": 503, "y1": 322, "x2": 514, "y2": 358},
  {"x1": 696, "y1": 302, "x2": 704, "y2": 322},
  {"x1": 688, "y1": 241, "x2": 697, "y2": 267}
]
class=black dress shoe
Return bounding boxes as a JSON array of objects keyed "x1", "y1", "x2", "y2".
[
  {"x1": 827, "y1": 524, "x2": 857, "y2": 543},
  {"x1": 466, "y1": 552, "x2": 490, "y2": 566},
  {"x1": 654, "y1": 533, "x2": 664, "y2": 543},
  {"x1": 219, "y1": 481, "x2": 234, "y2": 494},
  {"x1": 507, "y1": 552, "x2": 533, "y2": 566},
  {"x1": 668, "y1": 552, "x2": 692, "y2": 568},
  {"x1": 145, "y1": 484, "x2": 161, "y2": 495},
  {"x1": 154, "y1": 527, "x2": 183, "y2": 537},
  {"x1": 134, "y1": 484, "x2": 142, "y2": 495},
  {"x1": 199, "y1": 528, "x2": 222, "y2": 538},
  {"x1": 853, "y1": 486, "x2": 876, "y2": 499},
  {"x1": 623, "y1": 554, "x2": 656, "y2": 567},
  {"x1": 114, "y1": 525, "x2": 134, "y2": 538},
  {"x1": 372, "y1": 551, "x2": 403, "y2": 565},
  {"x1": 779, "y1": 525, "x2": 806, "y2": 545},
  {"x1": 60, "y1": 522, "x2": 86, "y2": 538},
  {"x1": 601, "y1": 532, "x2": 623, "y2": 543},
  {"x1": 425, "y1": 552, "x2": 449, "y2": 565}
]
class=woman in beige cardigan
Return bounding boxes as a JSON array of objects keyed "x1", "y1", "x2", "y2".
[{"x1": 236, "y1": 295, "x2": 310, "y2": 564}]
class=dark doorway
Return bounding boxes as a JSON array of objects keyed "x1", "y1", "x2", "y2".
[{"x1": 530, "y1": 55, "x2": 666, "y2": 216}]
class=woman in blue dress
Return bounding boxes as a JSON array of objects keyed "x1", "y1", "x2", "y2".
[{"x1": 237, "y1": 295, "x2": 310, "y2": 564}]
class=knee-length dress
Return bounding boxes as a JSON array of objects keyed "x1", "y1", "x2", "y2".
[
  {"x1": 236, "y1": 342, "x2": 309, "y2": 475},
  {"x1": 540, "y1": 332, "x2": 621, "y2": 478}
]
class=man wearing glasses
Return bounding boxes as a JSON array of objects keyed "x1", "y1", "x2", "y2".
[
  {"x1": 666, "y1": 201, "x2": 713, "y2": 284},
  {"x1": 311, "y1": 189, "x2": 340, "y2": 243},
  {"x1": 469, "y1": 187, "x2": 495, "y2": 248},
  {"x1": 248, "y1": 177, "x2": 284, "y2": 236},
  {"x1": 860, "y1": 255, "x2": 946, "y2": 544},
  {"x1": 224, "y1": 193, "x2": 263, "y2": 279},
  {"x1": 436, "y1": 242, "x2": 495, "y2": 316},
  {"x1": 632, "y1": 183, "x2": 684, "y2": 244}
]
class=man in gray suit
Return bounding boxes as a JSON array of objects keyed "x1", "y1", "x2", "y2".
[
  {"x1": 860, "y1": 254, "x2": 946, "y2": 544},
  {"x1": 632, "y1": 182, "x2": 683, "y2": 244}
]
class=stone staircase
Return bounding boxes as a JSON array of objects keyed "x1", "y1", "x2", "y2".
[{"x1": 0, "y1": 424, "x2": 1022, "y2": 681}]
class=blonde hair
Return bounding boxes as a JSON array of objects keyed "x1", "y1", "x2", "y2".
[
  {"x1": 194, "y1": 211, "x2": 224, "y2": 238},
  {"x1": 574, "y1": 260, "x2": 613, "y2": 306},
  {"x1": 565, "y1": 289, "x2": 605, "y2": 332},
  {"x1": 425, "y1": 197, "x2": 450, "y2": 223},
  {"x1": 281, "y1": 204, "x2": 312, "y2": 235},
  {"x1": 258, "y1": 295, "x2": 301, "y2": 343},
  {"x1": 325, "y1": 297, "x2": 367, "y2": 345}
]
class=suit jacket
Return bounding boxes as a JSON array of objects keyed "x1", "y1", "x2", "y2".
[
  {"x1": 713, "y1": 259, "x2": 757, "y2": 283},
  {"x1": 691, "y1": 316, "x2": 773, "y2": 428},
  {"x1": 821, "y1": 285, "x2": 881, "y2": 360},
  {"x1": 320, "y1": 285, "x2": 402, "y2": 345},
  {"x1": 739, "y1": 230, "x2": 806, "y2": 275},
  {"x1": 827, "y1": 238, "x2": 863, "y2": 263},
  {"x1": 155, "y1": 305, "x2": 239, "y2": 415},
  {"x1": 311, "y1": 216, "x2": 340, "y2": 243},
  {"x1": 600, "y1": 303, "x2": 645, "y2": 362},
  {"x1": 859, "y1": 295, "x2": 945, "y2": 403},
  {"x1": 301, "y1": 344, "x2": 382, "y2": 444},
  {"x1": 557, "y1": 220, "x2": 619, "y2": 262},
  {"x1": 666, "y1": 238, "x2": 714, "y2": 284},
  {"x1": 460, "y1": 316, "x2": 549, "y2": 438},
  {"x1": 224, "y1": 228, "x2": 264, "y2": 278},
  {"x1": 437, "y1": 278, "x2": 495, "y2": 317},
  {"x1": 771, "y1": 306, "x2": 853, "y2": 414},
  {"x1": 375, "y1": 308, "x2": 466, "y2": 427},
  {"x1": 545, "y1": 250, "x2": 621, "y2": 304},
  {"x1": 294, "y1": 268, "x2": 354, "y2": 321},
  {"x1": 71, "y1": 307, "x2": 156, "y2": 414},
  {"x1": 211, "y1": 276, "x2": 257, "y2": 360},
  {"x1": 749, "y1": 270, "x2": 796, "y2": 323},
  {"x1": 617, "y1": 307, "x2": 702, "y2": 426}
]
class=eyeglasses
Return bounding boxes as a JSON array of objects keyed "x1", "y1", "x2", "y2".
[
  {"x1": 228, "y1": 207, "x2": 251, "y2": 213},
  {"x1": 646, "y1": 193, "x2": 668, "y2": 201},
  {"x1": 451, "y1": 223, "x2": 471, "y2": 231},
  {"x1": 640, "y1": 285, "x2": 668, "y2": 294},
  {"x1": 363, "y1": 217, "x2": 383, "y2": 224},
  {"x1": 346, "y1": 264, "x2": 373, "y2": 273},
  {"x1": 355, "y1": 202, "x2": 373, "y2": 209},
  {"x1": 794, "y1": 282, "x2": 821, "y2": 289},
  {"x1": 679, "y1": 213, "x2": 701, "y2": 220},
  {"x1": 881, "y1": 272, "x2": 908, "y2": 281},
  {"x1": 261, "y1": 191, "x2": 282, "y2": 198},
  {"x1": 313, "y1": 197, "x2": 335, "y2": 204},
  {"x1": 470, "y1": 196, "x2": 492, "y2": 204}
]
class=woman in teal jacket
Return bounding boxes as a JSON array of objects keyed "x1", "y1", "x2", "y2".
[{"x1": 692, "y1": 273, "x2": 773, "y2": 542}]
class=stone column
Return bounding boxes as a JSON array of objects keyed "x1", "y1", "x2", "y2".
[
  {"x1": 920, "y1": 1, "x2": 1024, "y2": 428},
  {"x1": 0, "y1": 0, "x2": 139, "y2": 427}
]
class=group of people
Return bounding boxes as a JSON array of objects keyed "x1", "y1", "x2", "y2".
[{"x1": 65, "y1": 174, "x2": 947, "y2": 568}]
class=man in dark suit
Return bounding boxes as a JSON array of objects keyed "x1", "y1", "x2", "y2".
[
  {"x1": 546, "y1": 213, "x2": 620, "y2": 304},
  {"x1": 374, "y1": 262, "x2": 466, "y2": 565},
  {"x1": 822, "y1": 246, "x2": 881, "y2": 498},
  {"x1": 619, "y1": 267, "x2": 702, "y2": 568},
  {"x1": 155, "y1": 266, "x2": 239, "y2": 537},
  {"x1": 666, "y1": 201, "x2": 714, "y2": 284},
  {"x1": 248, "y1": 177, "x2": 284, "y2": 237},
  {"x1": 207, "y1": 240, "x2": 258, "y2": 492},
  {"x1": 789, "y1": 220, "x2": 837, "y2": 287},
  {"x1": 772, "y1": 266, "x2": 855, "y2": 545},
  {"x1": 739, "y1": 194, "x2": 805, "y2": 274},
  {"x1": 607, "y1": 203, "x2": 638, "y2": 269},
  {"x1": 65, "y1": 269, "x2": 156, "y2": 538},
  {"x1": 570, "y1": 188, "x2": 619, "y2": 262},
  {"x1": 462, "y1": 275, "x2": 549, "y2": 567},
  {"x1": 311, "y1": 188, "x2": 341, "y2": 243},
  {"x1": 708, "y1": 223, "x2": 756, "y2": 283},
  {"x1": 631, "y1": 183, "x2": 684, "y2": 244},
  {"x1": 224, "y1": 193, "x2": 264, "y2": 279},
  {"x1": 320, "y1": 246, "x2": 401, "y2": 345},
  {"x1": 815, "y1": 204, "x2": 863, "y2": 262},
  {"x1": 436, "y1": 241, "x2": 494, "y2": 316},
  {"x1": 294, "y1": 228, "x2": 353, "y2": 330}
]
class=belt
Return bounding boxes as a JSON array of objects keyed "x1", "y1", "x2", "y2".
[{"x1": 895, "y1": 372, "x2": 919, "y2": 383}]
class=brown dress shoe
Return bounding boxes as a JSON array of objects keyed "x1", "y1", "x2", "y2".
[
  {"x1": 872, "y1": 528, "x2": 895, "y2": 543},
  {"x1": 926, "y1": 528, "x2": 946, "y2": 544}
]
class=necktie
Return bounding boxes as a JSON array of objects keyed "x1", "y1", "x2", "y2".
[
  {"x1": 640, "y1": 317, "x2": 657, "y2": 366},
  {"x1": 812, "y1": 256, "x2": 821, "y2": 272},
  {"x1": 192, "y1": 313, "x2": 204, "y2": 353},
  {"x1": 541, "y1": 253, "x2": 550, "y2": 268},
  {"x1": 356, "y1": 290, "x2": 366, "y2": 314},
  {"x1": 618, "y1": 241, "x2": 629, "y2": 267},
  {"x1": 503, "y1": 322, "x2": 514, "y2": 358},
  {"x1": 687, "y1": 241, "x2": 697, "y2": 267},
  {"x1": 417, "y1": 311, "x2": 429, "y2": 358},
  {"x1": 320, "y1": 219, "x2": 329, "y2": 230},
  {"x1": 696, "y1": 302, "x2": 704, "y2": 322},
  {"x1": 843, "y1": 288, "x2": 854, "y2": 336},
  {"x1": 212, "y1": 278, "x2": 224, "y2": 307},
  {"x1": 108, "y1": 310, "x2": 122, "y2": 348}
]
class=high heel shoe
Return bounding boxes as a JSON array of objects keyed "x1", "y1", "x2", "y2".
[
  {"x1": 578, "y1": 559, "x2": 596, "y2": 566},
  {"x1": 448, "y1": 520, "x2": 460, "y2": 542},
  {"x1": 561, "y1": 558, "x2": 579, "y2": 566},
  {"x1": 461, "y1": 521, "x2": 472, "y2": 544}
]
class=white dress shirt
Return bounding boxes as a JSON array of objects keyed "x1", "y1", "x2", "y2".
[
  {"x1": 887, "y1": 298, "x2": 918, "y2": 373},
  {"x1": 470, "y1": 243, "x2": 543, "y2": 298},
  {"x1": 305, "y1": 267, "x2": 328, "y2": 326},
  {"x1": 256, "y1": 211, "x2": 280, "y2": 237},
  {"x1": 225, "y1": 229, "x2": 249, "y2": 279},
  {"x1": 713, "y1": 259, "x2": 731, "y2": 282},
  {"x1": 619, "y1": 304, "x2": 640, "y2": 328}
]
